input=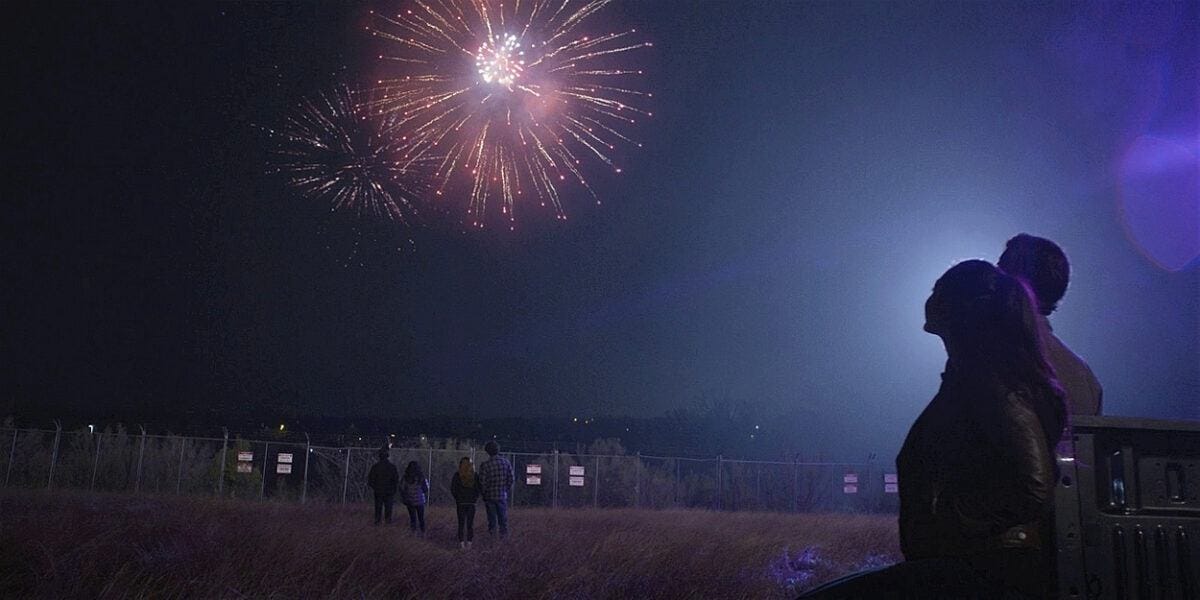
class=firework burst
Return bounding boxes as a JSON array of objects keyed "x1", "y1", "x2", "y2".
[
  {"x1": 263, "y1": 84, "x2": 429, "y2": 224},
  {"x1": 368, "y1": 0, "x2": 652, "y2": 228}
]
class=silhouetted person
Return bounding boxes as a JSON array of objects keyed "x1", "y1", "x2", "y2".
[
  {"x1": 399, "y1": 460, "x2": 429, "y2": 535},
  {"x1": 478, "y1": 440, "x2": 514, "y2": 537},
  {"x1": 799, "y1": 261, "x2": 1066, "y2": 599},
  {"x1": 367, "y1": 447, "x2": 398, "y2": 525},
  {"x1": 1000, "y1": 233, "x2": 1103, "y2": 415},
  {"x1": 451, "y1": 456, "x2": 481, "y2": 548}
]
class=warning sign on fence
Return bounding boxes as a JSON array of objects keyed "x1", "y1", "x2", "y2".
[
  {"x1": 526, "y1": 475, "x2": 541, "y2": 486},
  {"x1": 568, "y1": 476, "x2": 585, "y2": 487},
  {"x1": 883, "y1": 473, "x2": 898, "y2": 484},
  {"x1": 843, "y1": 484, "x2": 858, "y2": 494},
  {"x1": 237, "y1": 451, "x2": 253, "y2": 462},
  {"x1": 569, "y1": 465, "x2": 585, "y2": 476},
  {"x1": 884, "y1": 483, "x2": 899, "y2": 494},
  {"x1": 278, "y1": 453, "x2": 293, "y2": 464},
  {"x1": 526, "y1": 464, "x2": 542, "y2": 474},
  {"x1": 843, "y1": 473, "x2": 858, "y2": 484},
  {"x1": 237, "y1": 463, "x2": 252, "y2": 473},
  {"x1": 276, "y1": 463, "x2": 292, "y2": 474}
]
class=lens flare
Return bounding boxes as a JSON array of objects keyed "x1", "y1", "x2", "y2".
[{"x1": 368, "y1": 0, "x2": 652, "y2": 228}]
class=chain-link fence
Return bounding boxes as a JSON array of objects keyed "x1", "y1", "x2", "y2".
[{"x1": 0, "y1": 427, "x2": 899, "y2": 513}]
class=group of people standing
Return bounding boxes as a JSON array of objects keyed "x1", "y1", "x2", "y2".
[
  {"x1": 366, "y1": 440, "x2": 515, "y2": 548},
  {"x1": 801, "y1": 233, "x2": 1102, "y2": 599}
]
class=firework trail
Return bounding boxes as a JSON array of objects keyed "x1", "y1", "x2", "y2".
[
  {"x1": 263, "y1": 84, "x2": 429, "y2": 224},
  {"x1": 367, "y1": 0, "x2": 652, "y2": 228}
]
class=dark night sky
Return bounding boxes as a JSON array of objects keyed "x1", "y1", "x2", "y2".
[{"x1": 6, "y1": 1, "x2": 1198, "y2": 458}]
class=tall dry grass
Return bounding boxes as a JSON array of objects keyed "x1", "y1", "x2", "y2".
[{"x1": 0, "y1": 489, "x2": 898, "y2": 599}]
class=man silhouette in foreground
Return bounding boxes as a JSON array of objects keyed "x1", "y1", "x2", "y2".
[{"x1": 999, "y1": 233, "x2": 1103, "y2": 415}]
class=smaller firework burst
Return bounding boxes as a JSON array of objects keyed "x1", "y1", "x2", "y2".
[{"x1": 263, "y1": 84, "x2": 429, "y2": 223}]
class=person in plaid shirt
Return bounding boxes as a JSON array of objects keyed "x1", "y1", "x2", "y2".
[{"x1": 478, "y1": 440, "x2": 514, "y2": 537}]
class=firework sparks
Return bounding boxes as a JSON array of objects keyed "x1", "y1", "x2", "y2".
[
  {"x1": 368, "y1": 0, "x2": 652, "y2": 228},
  {"x1": 263, "y1": 84, "x2": 428, "y2": 223}
]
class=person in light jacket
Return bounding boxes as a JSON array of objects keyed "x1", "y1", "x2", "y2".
[
  {"x1": 999, "y1": 233, "x2": 1103, "y2": 415},
  {"x1": 399, "y1": 460, "x2": 429, "y2": 535}
]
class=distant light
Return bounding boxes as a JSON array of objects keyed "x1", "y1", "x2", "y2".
[
  {"x1": 279, "y1": 424, "x2": 286, "y2": 432},
  {"x1": 754, "y1": 425, "x2": 760, "y2": 430},
  {"x1": 88, "y1": 424, "x2": 94, "y2": 435},
  {"x1": 573, "y1": 417, "x2": 578, "y2": 423}
]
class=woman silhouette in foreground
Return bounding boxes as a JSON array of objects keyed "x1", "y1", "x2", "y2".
[{"x1": 800, "y1": 260, "x2": 1065, "y2": 599}]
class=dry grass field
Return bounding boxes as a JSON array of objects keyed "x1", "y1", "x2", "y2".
[{"x1": 0, "y1": 490, "x2": 899, "y2": 599}]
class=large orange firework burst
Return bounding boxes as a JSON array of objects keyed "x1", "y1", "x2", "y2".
[{"x1": 367, "y1": 0, "x2": 652, "y2": 228}]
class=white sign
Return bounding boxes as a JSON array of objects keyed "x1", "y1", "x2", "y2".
[
  {"x1": 569, "y1": 476, "x2": 585, "y2": 487},
  {"x1": 278, "y1": 453, "x2": 293, "y2": 464},
  {"x1": 526, "y1": 464, "x2": 542, "y2": 474},
  {"x1": 237, "y1": 452, "x2": 253, "y2": 462},
  {"x1": 884, "y1": 483, "x2": 899, "y2": 494},
  {"x1": 237, "y1": 463, "x2": 252, "y2": 473},
  {"x1": 569, "y1": 466, "x2": 585, "y2": 476},
  {"x1": 883, "y1": 473, "x2": 898, "y2": 484},
  {"x1": 843, "y1": 473, "x2": 858, "y2": 484},
  {"x1": 526, "y1": 475, "x2": 542, "y2": 486},
  {"x1": 276, "y1": 463, "x2": 292, "y2": 474},
  {"x1": 843, "y1": 484, "x2": 858, "y2": 494}
]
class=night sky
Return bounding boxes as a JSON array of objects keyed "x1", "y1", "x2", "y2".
[{"x1": 7, "y1": 1, "x2": 1198, "y2": 458}]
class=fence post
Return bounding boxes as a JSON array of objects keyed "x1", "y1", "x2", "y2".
[
  {"x1": 553, "y1": 450, "x2": 559, "y2": 509},
  {"x1": 634, "y1": 452, "x2": 641, "y2": 509},
  {"x1": 176, "y1": 437, "x2": 187, "y2": 494},
  {"x1": 427, "y1": 447, "x2": 433, "y2": 504},
  {"x1": 593, "y1": 455, "x2": 599, "y2": 509},
  {"x1": 90, "y1": 431, "x2": 102, "y2": 491},
  {"x1": 674, "y1": 459, "x2": 680, "y2": 507},
  {"x1": 5, "y1": 428, "x2": 18, "y2": 487},
  {"x1": 755, "y1": 463, "x2": 761, "y2": 510},
  {"x1": 260, "y1": 441, "x2": 269, "y2": 500},
  {"x1": 48, "y1": 420, "x2": 62, "y2": 489},
  {"x1": 135, "y1": 426, "x2": 147, "y2": 493},
  {"x1": 504, "y1": 452, "x2": 513, "y2": 506},
  {"x1": 302, "y1": 433, "x2": 311, "y2": 504},
  {"x1": 715, "y1": 455, "x2": 722, "y2": 511},
  {"x1": 217, "y1": 428, "x2": 228, "y2": 497},
  {"x1": 341, "y1": 447, "x2": 351, "y2": 504},
  {"x1": 792, "y1": 459, "x2": 799, "y2": 513}
]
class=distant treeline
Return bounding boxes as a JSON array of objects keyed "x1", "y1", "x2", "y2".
[{"x1": 4, "y1": 399, "x2": 856, "y2": 461}]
